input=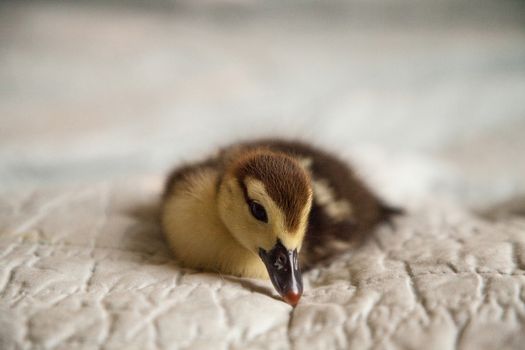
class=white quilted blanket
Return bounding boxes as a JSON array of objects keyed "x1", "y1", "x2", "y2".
[
  {"x1": 1, "y1": 1, "x2": 525, "y2": 349},
  {"x1": 2, "y1": 168, "x2": 525, "y2": 349}
]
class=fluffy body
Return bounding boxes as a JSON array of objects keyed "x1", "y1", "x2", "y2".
[{"x1": 161, "y1": 139, "x2": 398, "y2": 278}]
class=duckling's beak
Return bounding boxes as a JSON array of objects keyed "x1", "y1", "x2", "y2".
[{"x1": 258, "y1": 240, "x2": 303, "y2": 306}]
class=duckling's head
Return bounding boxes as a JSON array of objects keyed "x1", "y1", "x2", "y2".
[{"x1": 217, "y1": 149, "x2": 313, "y2": 305}]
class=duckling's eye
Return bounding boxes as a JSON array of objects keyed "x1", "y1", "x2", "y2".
[{"x1": 248, "y1": 200, "x2": 268, "y2": 223}]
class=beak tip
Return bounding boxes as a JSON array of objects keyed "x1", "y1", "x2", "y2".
[{"x1": 283, "y1": 292, "x2": 302, "y2": 306}]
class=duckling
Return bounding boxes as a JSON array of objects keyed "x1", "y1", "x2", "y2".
[{"x1": 161, "y1": 139, "x2": 400, "y2": 305}]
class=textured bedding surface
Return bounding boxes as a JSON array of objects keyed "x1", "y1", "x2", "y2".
[
  {"x1": 1, "y1": 1, "x2": 525, "y2": 349},
  {"x1": 2, "y1": 177, "x2": 525, "y2": 350}
]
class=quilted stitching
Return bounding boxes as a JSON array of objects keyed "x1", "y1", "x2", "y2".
[{"x1": 1, "y1": 177, "x2": 524, "y2": 349}]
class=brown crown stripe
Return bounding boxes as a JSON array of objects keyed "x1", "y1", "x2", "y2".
[{"x1": 232, "y1": 149, "x2": 312, "y2": 232}]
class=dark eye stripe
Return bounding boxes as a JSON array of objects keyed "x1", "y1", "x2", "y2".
[{"x1": 248, "y1": 200, "x2": 268, "y2": 223}]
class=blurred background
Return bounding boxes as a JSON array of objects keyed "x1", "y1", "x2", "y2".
[{"x1": 1, "y1": 0, "x2": 525, "y2": 207}]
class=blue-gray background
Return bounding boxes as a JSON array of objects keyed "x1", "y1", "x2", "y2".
[{"x1": 1, "y1": 0, "x2": 524, "y2": 206}]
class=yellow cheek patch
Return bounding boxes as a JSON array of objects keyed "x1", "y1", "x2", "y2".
[{"x1": 245, "y1": 177, "x2": 312, "y2": 251}]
